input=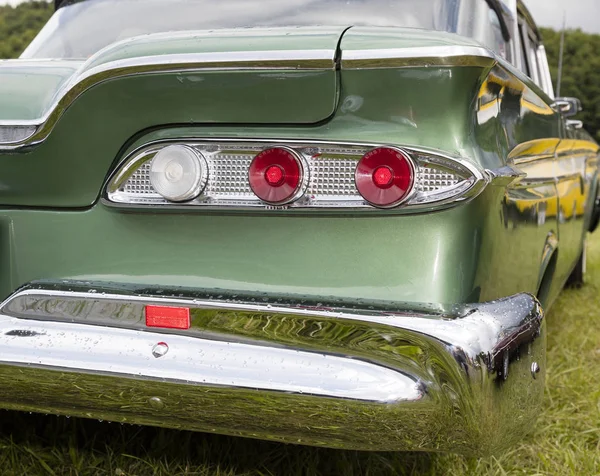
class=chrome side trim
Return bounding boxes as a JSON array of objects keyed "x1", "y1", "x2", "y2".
[
  {"x1": 0, "y1": 49, "x2": 334, "y2": 149},
  {"x1": 341, "y1": 45, "x2": 497, "y2": 69},
  {"x1": 538, "y1": 231, "x2": 558, "y2": 289},
  {"x1": 485, "y1": 165, "x2": 527, "y2": 185},
  {"x1": 0, "y1": 281, "x2": 545, "y2": 454},
  {"x1": 1, "y1": 42, "x2": 500, "y2": 149}
]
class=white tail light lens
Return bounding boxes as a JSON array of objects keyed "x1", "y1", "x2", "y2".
[{"x1": 149, "y1": 145, "x2": 207, "y2": 202}]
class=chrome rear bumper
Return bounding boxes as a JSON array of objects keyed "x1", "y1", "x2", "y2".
[{"x1": 0, "y1": 281, "x2": 545, "y2": 455}]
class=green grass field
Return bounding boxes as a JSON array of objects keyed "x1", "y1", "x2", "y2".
[{"x1": 0, "y1": 236, "x2": 598, "y2": 475}]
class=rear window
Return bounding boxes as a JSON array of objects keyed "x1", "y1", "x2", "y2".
[{"x1": 22, "y1": 0, "x2": 509, "y2": 61}]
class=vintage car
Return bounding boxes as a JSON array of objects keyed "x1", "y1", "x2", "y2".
[{"x1": 0, "y1": 0, "x2": 597, "y2": 456}]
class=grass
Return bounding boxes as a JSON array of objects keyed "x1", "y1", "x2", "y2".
[{"x1": 0, "y1": 238, "x2": 599, "y2": 475}]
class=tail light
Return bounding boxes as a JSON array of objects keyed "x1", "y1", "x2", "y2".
[
  {"x1": 106, "y1": 140, "x2": 485, "y2": 212},
  {"x1": 248, "y1": 147, "x2": 307, "y2": 205},
  {"x1": 355, "y1": 147, "x2": 415, "y2": 208},
  {"x1": 149, "y1": 145, "x2": 208, "y2": 202}
]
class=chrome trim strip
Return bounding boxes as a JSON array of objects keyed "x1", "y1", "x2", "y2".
[
  {"x1": 0, "y1": 281, "x2": 545, "y2": 454},
  {"x1": 1, "y1": 43, "x2": 500, "y2": 149},
  {"x1": 537, "y1": 230, "x2": 558, "y2": 293},
  {"x1": 485, "y1": 165, "x2": 527, "y2": 186},
  {"x1": 102, "y1": 138, "x2": 488, "y2": 214},
  {"x1": 0, "y1": 49, "x2": 335, "y2": 148},
  {"x1": 341, "y1": 45, "x2": 497, "y2": 69}
]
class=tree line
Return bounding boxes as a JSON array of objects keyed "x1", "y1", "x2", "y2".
[
  {"x1": 0, "y1": 1, "x2": 599, "y2": 140},
  {"x1": 540, "y1": 27, "x2": 600, "y2": 140},
  {"x1": 0, "y1": 0, "x2": 51, "y2": 60}
]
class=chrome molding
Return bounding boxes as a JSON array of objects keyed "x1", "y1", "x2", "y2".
[
  {"x1": 1, "y1": 40, "x2": 501, "y2": 149},
  {"x1": 0, "y1": 280, "x2": 545, "y2": 454},
  {"x1": 537, "y1": 45, "x2": 555, "y2": 98},
  {"x1": 0, "y1": 48, "x2": 335, "y2": 149},
  {"x1": 538, "y1": 231, "x2": 558, "y2": 289},
  {"x1": 485, "y1": 165, "x2": 527, "y2": 185},
  {"x1": 103, "y1": 138, "x2": 488, "y2": 214},
  {"x1": 341, "y1": 45, "x2": 497, "y2": 69}
]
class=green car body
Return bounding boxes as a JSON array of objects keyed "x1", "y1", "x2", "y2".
[{"x1": 0, "y1": 0, "x2": 597, "y2": 455}]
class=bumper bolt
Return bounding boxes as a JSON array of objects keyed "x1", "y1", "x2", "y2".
[
  {"x1": 531, "y1": 361, "x2": 540, "y2": 379},
  {"x1": 152, "y1": 342, "x2": 169, "y2": 358}
]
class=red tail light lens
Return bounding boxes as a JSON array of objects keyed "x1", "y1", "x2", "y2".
[
  {"x1": 355, "y1": 147, "x2": 415, "y2": 207},
  {"x1": 249, "y1": 147, "x2": 305, "y2": 204}
]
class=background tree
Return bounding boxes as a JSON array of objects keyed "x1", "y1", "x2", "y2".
[
  {"x1": 0, "y1": 1, "x2": 52, "y2": 59},
  {"x1": 541, "y1": 27, "x2": 600, "y2": 140}
]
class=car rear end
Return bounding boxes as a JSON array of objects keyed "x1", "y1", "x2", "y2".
[{"x1": 0, "y1": 0, "x2": 547, "y2": 455}]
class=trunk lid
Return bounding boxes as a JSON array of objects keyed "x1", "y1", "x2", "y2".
[
  {"x1": 0, "y1": 60, "x2": 80, "y2": 122},
  {"x1": 0, "y1": 27, "x2": 345, "y2": 127}
]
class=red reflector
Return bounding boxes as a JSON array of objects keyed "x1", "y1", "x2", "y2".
[
  {"x1": 249, "y1": 147, "x2": 304, "y2": 204},
  {"x1": 373, "y1": 166, "x2": 393, "y2": 187},
  {"x1": 355, "y1": 147, "x2": 414, "y2": 208},
  {"x1": 145, "y1": 305, "x2": 190, "y2": 329},
  {"x1": 265, "y1": 164, "x2": 285, "y2": 186}
]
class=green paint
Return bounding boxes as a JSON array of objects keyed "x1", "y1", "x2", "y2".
[{"x1": 0, "y1": 26, "x2": 596, "y2": 314}]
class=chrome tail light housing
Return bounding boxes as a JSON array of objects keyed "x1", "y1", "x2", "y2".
[{"x1": 104, "y1": 140, "x2": 486, "y2": 212}]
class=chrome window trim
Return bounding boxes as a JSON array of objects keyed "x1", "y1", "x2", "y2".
[
  {"x1": 515, "y1": 13, "x2": 549, "y2": 94},
  {"x1": 536, "y1": 45, "x2": 554, "y2": 99},
  {"x1": 524, "y1": 29, "x2": 541, "y2": 86},
  {"x1": 102, "y1": 138, "x2": 489, "y2": 214}
]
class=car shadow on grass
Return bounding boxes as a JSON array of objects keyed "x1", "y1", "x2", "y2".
[{"x1": 0, "y1": 410, "x2": 441, "y2": 475}]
